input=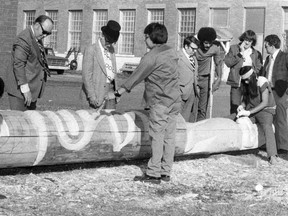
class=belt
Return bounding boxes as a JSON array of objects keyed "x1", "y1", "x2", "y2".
[{"x1": 199, "y1": 74, "x2": 210, "y2": 77}]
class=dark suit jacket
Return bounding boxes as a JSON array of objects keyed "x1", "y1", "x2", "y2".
[
  {"x1": 261, "y1": 51, "x2": 288, "y2": 97},
  {"x1": 225, "y1": 44, "x2": 263, "y2": 87},
  {"x1": 177, "y1": 49, "x2": 198, "y2": 100},
  {"x1": 81, "y1": 41, "x2": 118, "y2": 107},
  {"x1": 6, "y1": 26, "x2": 46, "y2": 101}
]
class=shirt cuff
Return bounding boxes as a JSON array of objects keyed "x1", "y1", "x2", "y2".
[{"x1": 20, "y1": 84, "x2": 30, "y2": 93}]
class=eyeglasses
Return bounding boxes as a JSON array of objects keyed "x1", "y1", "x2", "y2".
[
  {"x1": 39, "y1": 23, "x2": 51, "y2": 36},
  {"x1": 264, "y1": 44, "x2": 271, "y2": 49},
  {"x1": 190, "y1": 45, "x2": 198, "y2": 50}
]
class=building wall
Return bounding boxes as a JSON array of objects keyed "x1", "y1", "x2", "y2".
[
  {"x1": 14, "y1": 0, "x2": 288, "y2": 72},
  {"x1": 0, "y1": 0, "x2": 18, "y2": 78}
]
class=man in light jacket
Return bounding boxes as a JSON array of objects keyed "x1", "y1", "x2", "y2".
[{"x1": 81, "y1": 20, "x2": 121, "y2": 110}]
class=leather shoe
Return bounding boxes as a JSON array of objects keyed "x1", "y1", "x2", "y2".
[
  {"x1": 161, "y1": 175, "x2": 170, "y2": 182},
  {"x1": 268, "y1": 155, "x2": 280, "y2": 165},
  {"x1": 133, "y1": 174, "x2": 161, "y2": 184}
]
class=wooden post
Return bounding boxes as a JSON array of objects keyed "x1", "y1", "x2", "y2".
[
  {"x1": 209, "y1": 57, "x2": 215, "y2": 118},
  {"x1": 0, "y1": 109, "x2": 261, "y2": 168}
]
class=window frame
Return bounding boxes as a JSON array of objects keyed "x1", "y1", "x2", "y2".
[
  {"x1": 177, "y1": 8, "x2": 196, "y2": 49},
  {"x1": 68, "y1": 10, "x2": 83, "y2": 50},
  {"x1": 92, "y1": 9, "x2": 108, "y2": 44},
  {"x1": 147, "y1": 9, "x2": 164, "y2": 24},
  {"x1": 23, "y1": 10, "x2": 36, "y2": 29},
  {"x1": 118, "y1": 9, "x2": 136, "y2": 55},
  {"x1": 44, "y1": 10, "x2": 58, "y2": 50},
  {"x1": 210, "y1": 7, "x2": 230, "y2": 28}
]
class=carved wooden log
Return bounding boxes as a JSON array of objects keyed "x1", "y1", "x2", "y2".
[{"x1": 0, "y1": 109, "x2": 262, "y2": 168}]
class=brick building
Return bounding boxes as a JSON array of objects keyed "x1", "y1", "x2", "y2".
[
  {"x1": 2, "y1": 0, "x2": 288, "y2": 75},
  {"x1": 0, "y1": 0, "x2": 18, "y2": 80}
]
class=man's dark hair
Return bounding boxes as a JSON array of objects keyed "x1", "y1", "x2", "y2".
[
  {"x1": 34, "y1": 15, "x2": 54, "y2": 25},
  {"x1": 240, "y1": 66, "x2": 258, "y2": 99},
  {"x1": 264, "y1": 34, "x2": 281, "y2": 49},
  {"x1": 144, "y1": 23, "x2": 168, "y2": 44},
  {"x1": 197, "y1": 27, "x2": 217, "y2": 42},
  {"x1": 183, "y1": 35, "x2": 200, "y2": 47},
  {"x1": 239, "y1": 30, "x2": 257, "y2": 47}
]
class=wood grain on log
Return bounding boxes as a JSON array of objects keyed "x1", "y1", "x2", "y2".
[{"x1": 0, "y1": 109, "x2": 259, "y2": 168}]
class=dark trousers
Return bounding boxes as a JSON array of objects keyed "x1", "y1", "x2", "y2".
[
  {"x1": 196, "y1": 75, "x2": 210, "y2": 121},
  {"x1": 8, "y1": 93, "x2": 37, "y2": 111},
  {"x1": 252, "y1": 111, "x2": 277, "y2": 157},
  {"x1": 273, "y1": 90, "x2": 288, "y2": 150},
  {"x1": 230, "y1": 86, "x2": 242, "y2": 115},
  {"x1": 180, "y1": 88, "x2": 195, "y2": 122}
]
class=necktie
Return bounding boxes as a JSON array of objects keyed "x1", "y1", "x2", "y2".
[
  {"x1": 266, "y1": 55, "x2": 274, "y2": 85},
  {"x1": 37, "y1": 40, "x2": 51, "y2": 78},
  {"x1": 189, "y1": 55, "x2": 196, "y2": 70}
]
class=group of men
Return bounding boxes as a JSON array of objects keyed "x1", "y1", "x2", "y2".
[{"x1": 5, "y1": 15, "x2": 288, "y2": 184}]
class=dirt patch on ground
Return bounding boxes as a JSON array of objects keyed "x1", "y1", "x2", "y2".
[{"x1": 1, "y1": 150, "x2": 288, "y2": 216}]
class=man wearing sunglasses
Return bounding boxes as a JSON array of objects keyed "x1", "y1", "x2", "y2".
[{"x1": 6, "y1": 15, "x2": 53, "y2": 111}]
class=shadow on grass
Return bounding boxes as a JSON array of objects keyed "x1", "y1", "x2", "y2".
[{"x1": 0, "y1": 149, "x2": 261, "y2": 177}]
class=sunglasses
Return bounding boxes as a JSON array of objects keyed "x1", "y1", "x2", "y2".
[
  {"x1": 39, "y1": 23, "x2": 52, "y2": 36},
  {"x1": 190, "y1": 45, "x2": 198, "y2": 50}
]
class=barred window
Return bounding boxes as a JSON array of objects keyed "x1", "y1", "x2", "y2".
[
  {"x1": 92, "y1": 10, "x2": 108, "y2": 44},
  {"x1": 284, "y1": 8, "x2": 288, "y2": 50},
  {"x1": 44, "y1": 10, "x2": 58, "y2": 50},
  {"x1": 24, "y1": 10, "x2": 35, "y2": 29},
  {"x1": 68, "y1": 11, "x2": 82, "y2": 50},
  {"x1": 148, "y1": 9, "x2": 164, "y2": 24},
  {"x1": 119, "y1": 10, "x2": 136, "y2": 55},
  {"x1": 178, "y1": 8, "x2": 196, "y2": 48},
  {"x1": 211, "y1": 8, "x2": 229, "y2": 28}
]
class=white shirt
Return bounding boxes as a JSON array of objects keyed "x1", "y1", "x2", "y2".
[
  {"x1": 98, "y1": 39, "x2": 115, "y2": 83},
  {"x1": 267, "y1": 49, "x2": 280, "y2": 84},
  {"x1": 242, "y1": 48, "x2": 253, "y2": 67}
]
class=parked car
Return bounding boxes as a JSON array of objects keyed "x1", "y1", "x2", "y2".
[{"x1": 45, "y1": 47, "x2": 69, "y2": 74}]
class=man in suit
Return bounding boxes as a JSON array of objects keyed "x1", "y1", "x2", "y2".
[
  {"x1": 81, "y1": 20, "x2": 121, "y2": 110},
  {"x1": 262, "y1": 34, "x2": 288, "y2": 151},
  {"x1": 6, "y1": 15, "x2": 54, "y2": 111},
  {"x1": 195, "y1": 27, "x2": 223, "y2": 121},
  {"x1": 178, "y1": 35, "x2": 200, "y2": 122}
]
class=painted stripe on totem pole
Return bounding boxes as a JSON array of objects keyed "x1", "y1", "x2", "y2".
[
  {"x1": 0, "y1": 117, "x2": 10, "y2": 137},
  {"x1": 132, "y1": 111, "x2": 149, "y2": 141},
  {"x1": 107, "y1": 115, "x2": 122, "y2": 151},
  {"x1": 44, "y1": 110, "x2": 105, "y2": 151},
  {"x1": 111, "y1": 113, "x2": 136, "y2": 152},
  {"x1": 57, "y1": 110, "x2": 80, "y2": 136},
  {"x1": 25, "y1": 111, "x2": 48, "y2": 166}
]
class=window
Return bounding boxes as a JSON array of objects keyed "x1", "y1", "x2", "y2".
[
  {"x1": 148, "y1": 9, "x2": 164, "y2": 24},
  {"x1": 44, "y1": 10, "x2": 58, "y2": 50},
  {"x1": 119, "y1": 10, "x2": 136, "y2": 55},
  {"x1": 68, "y1": 11, "x2": 83, "y2": 50},
  {"x1": 284, "y1": 8, "x2": 288, "y2": 50},
  {"x1": 245, "y1": 8, "x2": 265, "y2": 54},
  {"x1": 178, "y1": 8, "x2": 196, "y2": 48},
  {"x1": 211, "y1": 8, "x2": 229, "y2": 28},
  {"x1": 92, "y1": 10, "x2": 108, "y2": 44},
  {"x1": 24, "y1": 10, "x2": 35, "y2": 29}
]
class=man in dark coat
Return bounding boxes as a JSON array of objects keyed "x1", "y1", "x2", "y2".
[{"x1": 6, "y1": 15, "x2": 54, "y2": 111}]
